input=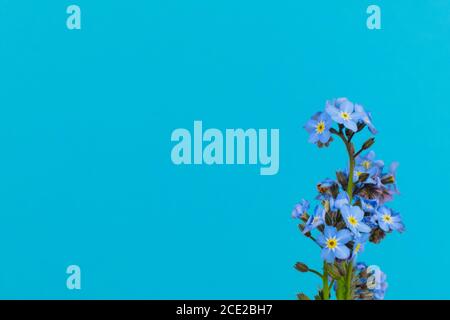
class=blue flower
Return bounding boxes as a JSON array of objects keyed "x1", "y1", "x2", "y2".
[
  {"x1": 357, "y1": 196, "x2": 378, "y2": 214},
  {"x1": 317, "y1": 194, "x2": 335, "y2": 213},
  {"x1": 373, "y1": 272, "x2": 388, "y2": 300},
  {"x1": 375, "y1": 206, "x2": 404, "y2": 232},
  {"x1": 366, "y1": 266, "x2": 388, "y2": 300},
  {"x1": 316, "y1": 226, "x2": 352, "y2": 263},
  {"x1": 353, "y1": 166, "x2": 377, "y2": 184},
  {"x1": 303, "y1": 205, "x2": 325, "y2": 234},
  {"x1": 353, "y1": 151, "x2": 386, "y2": 185},
  {"x1": 381, "y1": 162, "x2": 400, "y2": 195},
  {"x1": 304, "y1": 112, "x2": 332, "y2": 144},
  {"x1": 355, "y1": 151, "x2": 384, "y2": 176},
  {"x1": 352, "y1": 233, "x2": 369, "y2": 259},
  {"x1": 355, "y1": 103, "x2": 377, "y2": 134},
  {"x1": 325, "y1": 98, "x2": 361, "y2": 132},
  {"x1": 353, "y1": 263, "x2": 388, "y2": 300},
  {"x1": 341, "y1": 205, "x2": 371, "y2": 235},
  {"x1": 316, "y1": 178, "x2": 338, "y2": 195},
  {"x1": 334, "y1": 191, "x2": 350, "y2": 210},
  {"x1": 364, "y1": 176, "x2": 394, "y2": 204},
  {"x1": 355, "y1": 262, "x2": 367, "y2": 272},
  {"x1": 292, "y1": 199, "x2": 310, "y2": 219}
]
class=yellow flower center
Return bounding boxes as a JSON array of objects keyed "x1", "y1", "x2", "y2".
[
  {"x1": 348, "y1": 216, "x2": 358, "y2": 227},
  {"x1": 362, "y1": 161, "x2": 371, "y2": 169},
  {"x1": 326, "y1": 237, "x2": 338, "y2": 249},
  {"x1": 354, "y1": 243, "x2": 361, "y2": 254},
  {"x1": 315, "y1": 121, "x2": 326, "y2": 134},
  {"x1": 382, "y1": 214, "x2": 392, "y2": 224},
  {"x1": 340, "y1": 112, "x2": 351, "y2": 121},
  {"x1": 356, "y1": 171, "x2": 362, "y2": 177}
]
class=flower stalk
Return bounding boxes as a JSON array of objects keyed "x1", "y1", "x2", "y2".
[
  {"x1": 330, "y1": 128, "x2": 356, "y2": 300},
  {"x1": 322, "y1": 262, "x2": 330, "y2": 300},
  {"x1": 294, "y1": 98, "x2": 404, "y2": 300},
  {"x1": 345, "y1": 261, "x2": 353, "y2": 300}
]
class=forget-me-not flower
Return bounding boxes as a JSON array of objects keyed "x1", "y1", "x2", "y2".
[
  {"x1": 355, "y1": 103, "x2": 378, "y2": 134},
  {"x1": 303, "y1": 205, "x2": 325, "y2": 234},
  {"x1": 304, "y1": 112, "x2": 332, "y2": 144},
  {"x1": 317, "y1": 226, "x2": 352, "y2": 263},
  {"x1": 375, "y1": 206, "x2": 404, "y2": 232},
  {"x1": 292, "y1": 199, "x2": 310, "y2": 219},
  {"x1": 341, "y1": 204, "x2": 371, "y2": 235},
  {"x1": 325, "y1": 98, "x2": 361, "y2": 132}
]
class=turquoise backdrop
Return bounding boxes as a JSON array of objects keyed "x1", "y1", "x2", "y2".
[{"x1": 0, "y1": 0, "x2": 449, "y2": 299}]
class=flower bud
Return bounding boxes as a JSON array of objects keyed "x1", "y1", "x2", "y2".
[
  {"x1": 336, "y1": 171, "x2": 348, "y2": 189},
  {"x1": 301, "y1": 212, "x2": 309, "y2": 223},
  {"x1": 336, "y1": 262, "x2": 346, "y2": 276},
  {"x1": 357, "y1": 173, "x2": 369, "y2": 183},
  {"x1": 294, "y1": 262, "x2": 309, "y2": 273},
  {"x1": 362, "y1": 137, "x2": 375, "y2": 151},
  {"x1": 325, "y1": 213, "x2": 333, "y2": 226},
  {"x1": 357, "y1": 122, "x2": 366, "y2": 131},
  {"x1": 381, "y1": 174, "x2": 395, "y2": 185},
  {"x1": 369, "y1": 227, "x2": 386, "y2": 244},
  {"x1": 322, "y1": 200, "x2": 331, "y2": 212},
  {"x1": 297, "y1": 293, "x2": 311, "y2": 300},
  {"x1": 327, "y1": 264, "x2": 343, "y2": 279},
  {"x1": 335, "y1": 221, "x2": 346, "y2": 230},
  {"x1": 317, "y1": 136, "x2": 333, "y2": 148}
]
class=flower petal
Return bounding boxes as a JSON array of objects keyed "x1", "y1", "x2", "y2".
[
  {"x1": 336, "y1": 228, "x2": 353, "y2": 244},
  {"x1": 319, "y1": 130, "x2": 331, "y2": 143},
  {"x1": 351, "y1": 206, "x2": 365, "y2": 221},
  {"x1": 304, "y1": 119, "x2": 317, "y2": 133},
  {"x1": 323, "y1": 226, "x2": 337, "y2": 239},
  {"x1": 343, "y1": 120, "x2": 358, "y2": 132},
  {"x1": 335, "y1": 192, "x2": 349, "y2": 209},
  {"x1": 321, "y1": 248, "x2": 335, "y2": 263},
  {"x1": 334, "y1": 245, "x2": 350, "y2": 260},
  {"x1": 340, "y1": 100, "x2": 354, "y2": 113},
  {"x1": 308, "y1": 133, "x2": 319, "y2": 144},
  {"x1": 316, "y1": 233, "x2": 327, "y2": 247},
  {"x1": 358, "y1": 222, "x2": 371, "y2": 233}
]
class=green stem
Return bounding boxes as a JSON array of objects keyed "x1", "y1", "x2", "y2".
[
  {"x1": 345, "y1": 261, "x2": 353, "y2": 300},
  {"x1": 354, "y1": 147, "x2": 364, "y2": 159},
  {"x1": 344, "y1": 142, "x2": 355, "y2": 299},
  {"x1": 347, "y1": 153, "x2": 355, "y2": 202},
  {"x1": 331, "y1": 130, "x2": 355, "y2": 201},
  {"x1": 329, "y1": 279, "x2": 335, "y2": 292},
  {"x1": 309, "y1": 269, "x2": 323, "y2": 279},
  {"x1": 331, "y1": 129, "x2": 356, "y2": 300},
  {"x1": 322, "y1": 262, "x2": 330, "y2": 300}
]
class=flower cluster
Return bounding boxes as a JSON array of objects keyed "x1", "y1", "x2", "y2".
[
  {"x1": 293, "y1": 98, "x2": 404, "y2": 300},
  {"x1": 353, "y1": 263, "x2": 388, "y2": 300}
]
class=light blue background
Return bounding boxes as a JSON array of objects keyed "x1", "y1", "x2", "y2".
[{"x1": 0, "y1": 0, "x2": 448, "y2": 299}]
